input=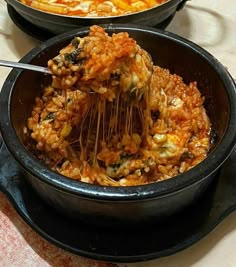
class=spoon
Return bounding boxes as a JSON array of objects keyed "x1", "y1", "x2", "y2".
[
  {"x1": 0, "y1": 59, "x2": 97, "y2": 94},
  {"x1": 0, "y1": 59, "x2": 51, "y2": 74}
]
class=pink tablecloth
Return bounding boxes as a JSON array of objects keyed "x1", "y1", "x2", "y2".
[{"x1": 0, "y1": 192, "x2": 120, "y2": 267}]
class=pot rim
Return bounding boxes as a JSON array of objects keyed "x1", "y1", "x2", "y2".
[
  {"x1": 6, "y1": 0, "x2": 183, "y2": 20},
  {"x1": 1, "y1": 24, "x2": 236, "y2": 201}
]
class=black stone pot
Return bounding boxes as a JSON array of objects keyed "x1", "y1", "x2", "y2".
[
  {"x1": 0, "y1": 25, "x2": 236, "y2": 227},
  {"x1": 5, "y1": 0, "x2": 188, "y2": 35}
]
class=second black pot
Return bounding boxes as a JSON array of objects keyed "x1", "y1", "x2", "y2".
[{"x1": 5, "y1": 0, "x2": 188, "y2": 34}]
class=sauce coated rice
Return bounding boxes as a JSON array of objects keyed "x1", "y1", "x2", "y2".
[{"x1": 26, "y1": 26, "x2": 211, "y2": 186}]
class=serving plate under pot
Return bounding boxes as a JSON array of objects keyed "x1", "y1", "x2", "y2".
[{"x1": 1, "y1": 142, "x2": 236, "y2": 262}]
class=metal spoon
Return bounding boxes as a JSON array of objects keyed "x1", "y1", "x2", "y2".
[
  {"x1": 0, "y1": 59, "x2": 51, "y2": 74},
  {"x1": 0, "y1": 59, "x2": 97, "y2": 94}
]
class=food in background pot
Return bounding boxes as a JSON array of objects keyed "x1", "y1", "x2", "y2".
[{"x1": 19, "y1": 0, "x2": 168, "y2": 17}]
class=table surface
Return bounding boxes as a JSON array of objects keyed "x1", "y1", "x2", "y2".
[{"x1": 0, "y1": 0, "x2": 236, "y2": 266}]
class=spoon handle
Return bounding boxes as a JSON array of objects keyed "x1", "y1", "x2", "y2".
[{"x1": 0, "y1": 59, "x2": 51, "y2": 74}]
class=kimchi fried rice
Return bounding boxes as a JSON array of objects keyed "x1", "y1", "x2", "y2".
[{"x1": 26, "y1": 25, "x2": 211, "y2": 186}]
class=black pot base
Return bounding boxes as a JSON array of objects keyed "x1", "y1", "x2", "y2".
[
  {"x1": 1, "y1": 142, "x2": 236, "y2": 263},
  {"x1": 7, "y1": 4, "x2": 174, "y2": 42},
  {"x1": 7, "y1": 5, "x2": 53, "y2": 41}
]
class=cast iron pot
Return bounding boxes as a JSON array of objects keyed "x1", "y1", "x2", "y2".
[
  {"x1": 0, "y1": 25, "x2": 236, "y2": 227},
  {"x1": 5, "y1": 0, "x2": 188, "y2": 35}
]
